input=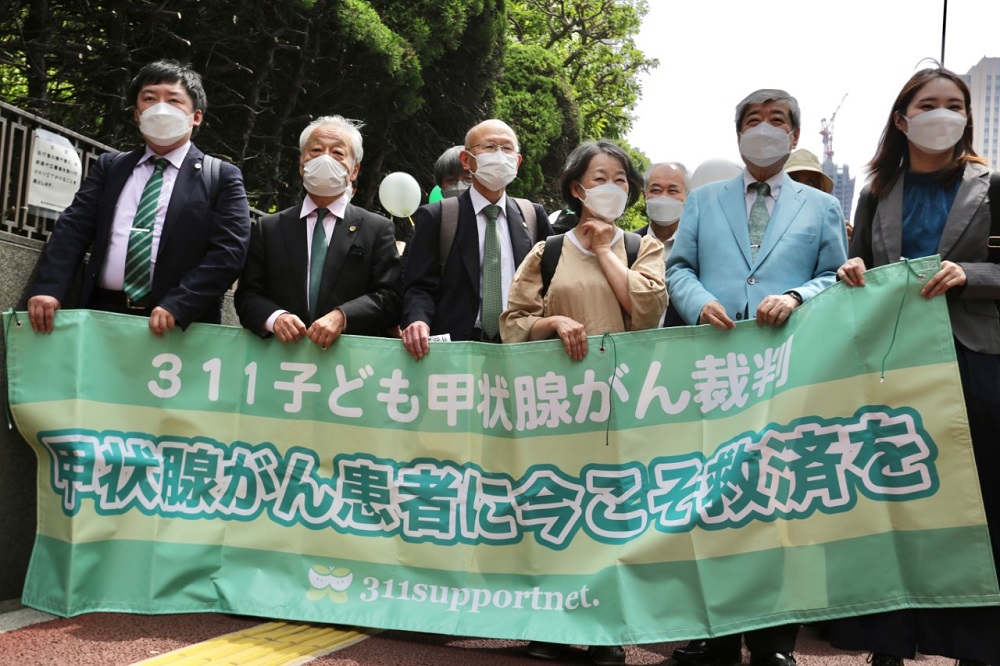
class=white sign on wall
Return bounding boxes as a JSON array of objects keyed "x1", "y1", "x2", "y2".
[{"x1": 27, "y1": 129, "x2": 83, "y2": 213}]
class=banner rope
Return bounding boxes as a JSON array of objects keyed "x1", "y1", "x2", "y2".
[
  {"x1": 599, "y1": 331, "x2": 617, "y2": 445},
  {"x1": 880, "y1": 260, "x2": 920, "y2": 382}
]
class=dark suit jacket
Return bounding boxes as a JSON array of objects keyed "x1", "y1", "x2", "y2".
[
  {"x1": 401, "y1": 189, "x2": 550, "y2": 340},
  {"x1": 234, "y1": 202, "x2": 401, "y2": 337},
  {"x1": 853, "y1": 162, "x2": 1000, "y2": 354},
  {"x1": 29, "y1": 144, "x2": 252, "y2": 328}
]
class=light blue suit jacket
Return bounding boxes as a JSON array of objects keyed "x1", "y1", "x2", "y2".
[{"x1": 666, "y1": 172, "x2": 847, "y2": 325}]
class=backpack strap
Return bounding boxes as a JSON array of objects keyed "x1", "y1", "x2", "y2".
[
  {"x1": 439, "y1": 197, "x2": 538, "y2": 272},
  {"x1": 623, "y1": 231, "x2": 641, "y2": 268},
  {"x1": 988, "y1": 171, "x2": 1000, "y2": 263},
  {"x1": 540, "y1": 231, "x2": 642, "y2": 298},
  {"x1": 202, "y1": 154, "x2": 222, "y2": 204},
  {"x1": 512, "y1": 197, "x2": 537, "y2": 242},
  {"x1": 438, "y1": 197, "x2": 460, "y2": 273},
  {"x1": 540, "y1": 234, "x2": 565, "y2": 297}
]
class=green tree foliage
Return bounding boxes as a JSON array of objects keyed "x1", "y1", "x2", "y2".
[
  {"x1": 494, "y1": 43, "x2": 580, "y2": 208},
  {"x1": 0, "y1": 0, "x2": 504, "y2": 213},
  {"x1": 507, "y1": 0, "x2": 655, "y2": 141},
  {"x1": 498, "y1": 0, "x2": 655, "y2": 218},
  {"x1": 0, "y1": 0, "x2": 655, "y2": 217}
]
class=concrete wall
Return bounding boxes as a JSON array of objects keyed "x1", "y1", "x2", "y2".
[
  {"x1": 0, "y1": 231, "x2": 239, "y2": 602},
  {"x1": 0, "y1": 233, "x2": 43, "y2": 602}
]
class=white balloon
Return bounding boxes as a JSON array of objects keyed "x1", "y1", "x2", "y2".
[
  {"x1": 690, "y1": 158, "x2": 743, "y2": 190},
  {"x1": 378, "y1": 172, "x2": 422, "y2": 217}
]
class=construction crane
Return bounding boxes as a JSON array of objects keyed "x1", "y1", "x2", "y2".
[{"x1": 819, "y1": 93, "x2": 848, "y2": 165}]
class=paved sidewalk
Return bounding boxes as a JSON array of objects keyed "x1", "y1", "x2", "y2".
[{"x1": 0, "y1": 603, "x2": 961, "y2": 666}]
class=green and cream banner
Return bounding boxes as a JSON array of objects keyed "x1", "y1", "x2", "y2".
[{"x1": 4, "y1": 257, "x2": 998, "y2": 644}]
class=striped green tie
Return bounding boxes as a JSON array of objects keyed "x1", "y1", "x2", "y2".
[
  {"x1": 481, "y1": 204, "x2": 502, "y2": 339},
  {"x1": 123, "y1": 158, "x2": 169, "y2": 301}
]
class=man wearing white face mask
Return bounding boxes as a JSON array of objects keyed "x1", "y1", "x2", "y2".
[
  {"x1": 637, "y1": 162, "x2": 690, "y2": 251},
  {"x1": 234, "y1": 116, "x2": 401, "y2": 348},
  {"x1": 666, "y1": 90, "x2": 848, "y2": 666},
  {"x1": 27, "y1": 59, "x2": 251, "y2": 336},
  {"x1": 401, "y1": 119, "x2": 551, "y2": 360},
  {"x1": 667, "y1": 89, "x2": 847, "y2": 332}
]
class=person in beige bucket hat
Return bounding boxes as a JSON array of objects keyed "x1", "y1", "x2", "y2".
[{"x1": 783, "y1": 148, "x2": 834, "y2": 193}]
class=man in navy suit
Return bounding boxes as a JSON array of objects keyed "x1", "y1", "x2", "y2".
[
  {"x1": 27, "y1": 59, "x2": 251, "y2": 336},
  {"x1": 400, "y1": 119, "x2": 551, "y2": 360},
  {"x1": 667, "y1": 90, "x2": 847, "y2": 666},
  {"x1": 234, "y1": 116, "x2": 400, "y2": 348}
]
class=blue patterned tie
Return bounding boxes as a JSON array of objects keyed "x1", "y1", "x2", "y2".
[
  {"x1": 123, "y1": 158, "x2": 169, "y2": 301},
  {"x1": 309, "y1": 208, "x2": 329, "y2": 319},
  {"x1": 748, "y1": 182, "x2": 770, "y2": 262},
  {"x1": 481, "y1": 204, "x2": 503, "y2": 339}
]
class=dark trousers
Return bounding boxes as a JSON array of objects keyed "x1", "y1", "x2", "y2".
[
  {"x1": 829, "y1": 341, "x2": 1000, "y2": 664},
  {"x1": 709, "y1": 625, "x2": 799, "y2": 655}
]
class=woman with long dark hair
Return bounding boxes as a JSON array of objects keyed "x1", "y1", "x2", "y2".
[{"x1": 831, "y1": 65, "x2": 1000, "y2": 666}]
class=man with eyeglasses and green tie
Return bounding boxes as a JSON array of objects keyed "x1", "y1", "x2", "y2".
[{"x1": 400, "y1": 119, "x2": 551, "y2": 360}]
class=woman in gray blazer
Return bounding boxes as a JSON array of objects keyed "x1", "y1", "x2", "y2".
[{"x1": 832, "y1": 65, "x2": 1000, "y2": 666}]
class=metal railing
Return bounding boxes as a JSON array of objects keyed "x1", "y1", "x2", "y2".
[
  {"x1": 1, "y1": 100, "x2": 117, "y2": 241},
  {"x1": 1, "y1": 100, "x2": 262, "y2": 242}
]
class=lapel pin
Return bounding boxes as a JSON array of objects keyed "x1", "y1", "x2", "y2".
[
  {"x1": 349, "y1": 225, "x2": 357, "y2": 232},
  {"x1": 194, "y1": 162, "x2": 202, "y2": 170},
  {"x1": 522, "y1": 222, "x2": 527, "y2": 228}
]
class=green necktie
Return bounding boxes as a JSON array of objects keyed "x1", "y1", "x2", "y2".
[
  {"x1": 748, "y1": 181, "x2": 771, "y2": 262},
  {"x1": 308, "y1": 207, "x2": 330, "y2": 319},
  {"x1": 481, "y1": 204, "x2": 503, "y2": 339},
  {"x1": 123, "y1": 158, "x2": 169, "y2": 301}
]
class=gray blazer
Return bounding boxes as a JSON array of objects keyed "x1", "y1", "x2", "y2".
[{"x1": 852, "y1": 162, "x2": 1000, "y2": 353}]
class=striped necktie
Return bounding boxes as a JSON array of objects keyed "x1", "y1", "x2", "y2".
[
  {"x1": 480, "y1": 204, "x2": 503, "y2": 339},
  {"x1": 123, "y1": 158, "x2": 169, "y2": 302},
  {"x1": 748, "y1": 181, "x2": 771, "y2": 262},
  {"x1": 309, "y1": 207, "x2": 330, "y2": 319}
]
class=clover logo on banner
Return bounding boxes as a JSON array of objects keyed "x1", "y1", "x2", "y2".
[{"x1": 306, "y1": 564, "x2": 354, "y2": 603}]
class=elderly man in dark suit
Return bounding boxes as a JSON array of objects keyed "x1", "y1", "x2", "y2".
[
  {"x1": 27, "y1": 59, "x2": 251, "y2": 336},
  {"x1": 234, "y1": 116, "x2": 400, "y2": 348},
  {"x1": 400, "y1": 119, "x2": 551, "y2": 360}
]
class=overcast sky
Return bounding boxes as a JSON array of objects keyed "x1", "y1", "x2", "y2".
[{"x1": 627, "y1": 0, "x2": 1000, "y2": 209}]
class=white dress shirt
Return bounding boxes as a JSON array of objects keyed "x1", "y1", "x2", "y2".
[
  {"x1": 742, "y1": 169, "x2": 784, "y2": 219},
  {"x1": 99, "y1": 142, "x2": 191, "y2": 290}
]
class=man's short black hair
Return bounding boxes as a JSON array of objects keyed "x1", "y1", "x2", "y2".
[{"x1": 127, "y1": 59, "x2": 207, "y2": 114}]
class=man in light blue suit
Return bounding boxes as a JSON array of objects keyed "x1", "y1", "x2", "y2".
[
  {"x1": 666, "y1": 90, "x2": 847, "y2": 666},
  {"x1": 666, "y1": 89, "x2": 847, "y2": 332}
]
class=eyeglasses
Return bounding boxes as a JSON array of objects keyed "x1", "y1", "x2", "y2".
[{"x1": 468, "y1": 142, "x2": 518, "y2": 155}]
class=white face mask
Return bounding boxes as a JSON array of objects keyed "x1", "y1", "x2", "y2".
[
  {"x1": 646, "y1": 196, "x2": 684, "y2": 225},
  {"x1": 302, "y1": 155, "x2": 351, "y2": 198},
  {"x1": 442, "y1": 181, "x2": 470, "y2": 198},
  {"x1": 139, "y1": 103, "x2": 194, "y2": 147},
  {"x1": 472, "y1": 150, "x2": 518, "y2": 191},
  {"x1": 903, "y1": 108, "x2": 968, "y2": 154},
  {"x1": 581, "y1": 183, "x2": 629, "y2": 221},
  {"x1": 739, "y1": 123, "x2": 793, "y2": 167}
]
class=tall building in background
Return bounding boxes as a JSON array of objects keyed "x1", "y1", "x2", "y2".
[
  {"x1": 965, "y1": 56, "x2": 1000, "y2": 171},
  {"x1": 819, "y1": 94, "x2": 855, "y2": 221},
  {"x1": 823, "y1": 161, "x2": 855, "y2": 221}
]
